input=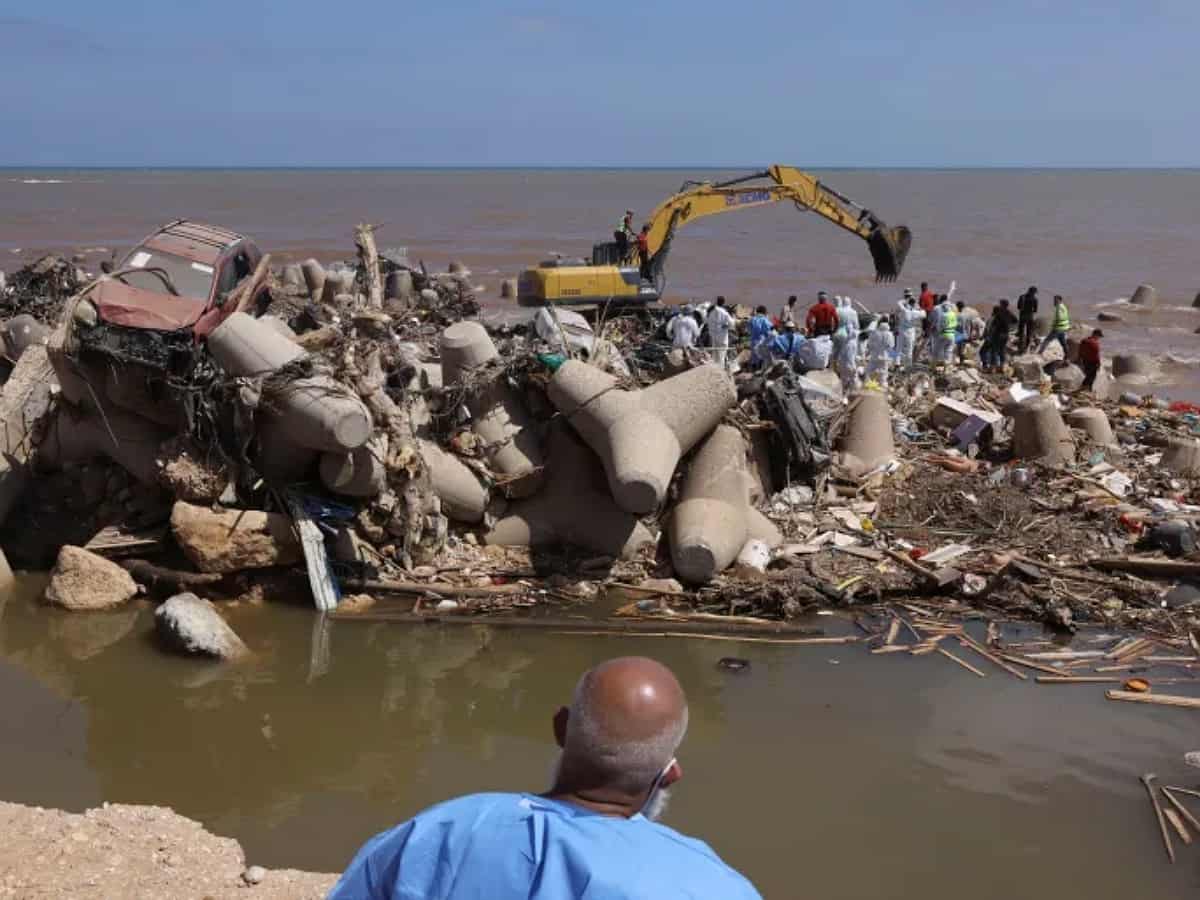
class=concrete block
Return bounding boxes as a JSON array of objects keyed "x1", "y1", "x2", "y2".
[
  {"x1": 258, "y1": 315, "x2": 298, "y2": 341},
  {"x1": 834, "y1": 391, "x2": 896, "y2": 478},
  {"x1": 440, "y1": 321, "x2": 544, "y2": 498},
  {"x1": 1193, "y1": 291, "x2": 1200, "y2": 309},
  {"x1": 1050, "y1": 362, "x2": 1085, "y2": 392},
  {"x1": 1011, "y1": 398, "x2": 1075, "y2": 465},
  {"x1": 1064, "y1": 407, "x2": 1115, "y2": 446},
  {"x1": 485, "y1": 422, "x2": 654, "y2": 559},
  {"x1": 1010, "y1": 354, "x2": 1046, "y2": 384},
  {"x1": 1129, "y1": 283, "x2": 1157, "y2": 306},
  {"x1": 254, "y1": 420, "x2": 319, "y2": 484},
  {"x1": 500, "y1": 278, "x2": 518, "y2": 299},
  {"x1": 1112, "y1": 354, "x2": 1154, "y2": 378},
  {"x1": 319, "y1": 438, "x2": 387, "y2": 498},
  {"x1": 208, "y1": 313, "x2": 373, "y2": 453},
  {"x1": 39, "y1": 400, "x2": 166, "y2": 484},
  {"x1": 670, "y1": 425, "x2": 782, "y2": 584},
  {"x1": 419, "y1": 439, "x2": 489, "y2": 523},
  {"x1": 930, "y1": 397, "x2": 1003, "y2": 432},
  {"x1": 1163, "y1": 436, "x2": 1200, "y2": 477},
  {"x1": 281, "y1": 263, "x2": 304, "y2": 288},
  {"x1": 547, "y1": 359, "x2": 736, "y2": 514},
  {"x1": 300, "y1": 259, "x2": 326, "y2": 301},
  {"x1": 1, "y1": 315, "x2": 49, "y2": 362},
  {"x1": 385, "y1": 269, "x2": 413, "y2": 301},
  {"x1": 321, "y1": 269, "x2": 355, "y2": 304}
]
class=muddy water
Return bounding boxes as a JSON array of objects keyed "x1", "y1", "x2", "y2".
[
  {"x1": 3, "y1": 168, "x2": 1199, "y2": 399},
  {"x1": 2, "y1": 575, "x2": 1199, "y2": 896}
]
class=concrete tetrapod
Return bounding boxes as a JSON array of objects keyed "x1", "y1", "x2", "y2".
[
  {"x1": 834, "y1": 391, "x2": 897, "y2": 479},
  {"x1": 207, "y1": 313, "x2": 372, "y2": 454},
  {"x1": 39, "y1": 399, "x2": 167, "y2": 485},
  {"x1": 1129, "y1": 283, "x2": 1157, "y2": 306},
  {"x1": 1162, "y1": 436, "x2": 1200, "y2": 477},
  {"x1": 440, "y1": 321, "x2": 544, "y2": 498},
  {"x1": 319, "y1": 438, "x2": 388, "y2": 498},
  {"x1": 1011, "y1": 398, "x2": 1075, "y2": 465},
  {"x1": 300, "y1": 259, "x2": 326, "y2": 302},
  {"x1": 670, "y1": 425, "x2": 782, "y2": 584},
  {"x1": 547, "y1": 359, "x2": 736, "y2": 514},
  {"x1": 1064, "y1": 407, "x2": 1116, "y2": 446},
  {"x1": 1112, "y1": 354, "x2": 1155, "y2": 378},
  {"x1": 485, "y1": 422, "x2": 654, "y2": 559},
  {"x1": 419, "y1": 439, "x2": 490, "y2": 523}
]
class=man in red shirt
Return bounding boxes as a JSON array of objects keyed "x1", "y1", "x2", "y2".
[
  {"x1": 918, "y1": 282, "x2": 935, "y2": 313},
  {"x1": 805, "y1": 290, "x2": 838, "y2": 337},
  {"x1": 636, "y1": 225, "x2": 651, "y2": 279},
  {"x1": 1078, "y1": 328, "x2": 1103, "y2": 391}
]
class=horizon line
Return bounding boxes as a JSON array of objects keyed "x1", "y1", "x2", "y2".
[{"x1": 3, "y1": 164, "x2": 1200, "y2": 172}]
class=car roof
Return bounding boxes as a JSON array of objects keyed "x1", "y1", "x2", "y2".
[{"x1": 137, "y1": 220, "x2": 247, "y2": 266}]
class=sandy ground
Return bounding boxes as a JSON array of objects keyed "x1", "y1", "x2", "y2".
[{"x1": 0, "y1": 801, "x2": 338, "y2": 899}]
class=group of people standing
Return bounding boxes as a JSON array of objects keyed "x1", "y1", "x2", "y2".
[{"x1": 665, "y1": 280, "x2": 1101, "y2": 392}]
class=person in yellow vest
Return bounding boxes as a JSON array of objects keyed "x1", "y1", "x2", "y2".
[{"x1": 1038, "y1": 295, "x2": 1070, "y2": 355}]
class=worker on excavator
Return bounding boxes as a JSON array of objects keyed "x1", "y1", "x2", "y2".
[
  {"x1": 806, "y1": 291, "x2": 838, "y2": 337},
  {"x1": 895, "y1": 290, "x2": 925, "y2": 370},
  {"x1": 636, "y1": 225, "x2": 652, "y2": 279},
  {"x1": 614, "y1": 210, "x2": 635, "y2": 260}
]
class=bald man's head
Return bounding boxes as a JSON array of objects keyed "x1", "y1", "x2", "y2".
[{"x1": 559, "y1": 657, "x2": 689, "y2": 797}]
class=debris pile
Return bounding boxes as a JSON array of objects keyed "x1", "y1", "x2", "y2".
[{"x1": 0, "y1": 227, "x2": 1197, "y2": 664}]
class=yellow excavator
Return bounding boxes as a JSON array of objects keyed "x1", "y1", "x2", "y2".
[{"x1": 516, "y1": 164, "x2": 912, "y2": 307}]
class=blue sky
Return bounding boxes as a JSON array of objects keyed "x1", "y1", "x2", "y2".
[{"x1": 1, "y1": 1, "x2": 1195, "y2": 167}]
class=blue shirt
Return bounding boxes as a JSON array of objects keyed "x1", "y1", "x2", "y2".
[
  {"x1": 329, "y1": 792, "x2": 761, "y2": 900},
  {"x1": 771, "y1": 331, "x2": 805, "y2": 359},
  {"x1": 748, "y1": 314, "x2": 774, "y2": 347}
]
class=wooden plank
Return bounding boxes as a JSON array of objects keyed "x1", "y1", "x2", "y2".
[
  {"x1": 938, "y1": 647, "x2": 987, "y2": 678},
  {"x1": 286, "y1": 495, "x2": 338, "y2": 612},
  {"x1": 1091, "y1": 558, "x2": 1200, "y2": 578},
  {"x1": 1107, "y1": 691, "x2": 1200, "y2": 710}
]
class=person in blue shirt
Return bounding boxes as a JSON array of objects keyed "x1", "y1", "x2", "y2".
[
  {"x1": 771, "y1": 320, "x2": 806, "y2": 367},
  {"x1": 330, "y1": 656, "x2": 761, "y2": 900},
  {"x1": 748, "y1": 305, "x2": 775, "y2": 370}
]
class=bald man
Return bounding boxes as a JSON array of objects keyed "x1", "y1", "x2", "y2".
[{"x1": 331, "y1": 657, "x2": 760, "y2": 899}]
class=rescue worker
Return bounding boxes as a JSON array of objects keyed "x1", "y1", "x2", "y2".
[
  {"x1": 705, "y1": 296, "x2": 736, "y2": 369},
  {"x1": 954, "y1": 301, "x2": 985, "y2": 364},
  {"x1": 833, "y1": 296, "x2": 861, "y2": 394},
  {"x1": 918, "y1": 282, "x2": 935, "y2": 314},
  {"x1": 1039, "y1": 294, "x2": 1070, "y2": 356},
  {"x1": 865, "y1": 319, "x2": 895, "y2": 389},
  {"x1": 748, "y1": 305, "x2": 775, "y2": 369},
  {"x1": 771, "y1": 320, "x2": 805, "y2": 366},
  {"x1": 666, "y1": 305, "x2": 700, "y2": 349},
  {"x1": 613, "y1": 210, "x2": 634, "y2": 260},
  {"x1": 805, "y1": 291, "x2": 838, "y2": 337},
  {"x1": 636, "y1": 224, "x2": 651, "y2": 279},
  {"x1": 934, "y1": 296, "x2": 958, "y2": 366},
  {"x1": 895, "y1": 292, "x2": 925, "y2": 370},
  {"x1": 780, "y1": 295, "x2": 798, "y2": 328},
  {"x1": 980, "y1": 300, "x2": 1017, "y2": 372},
  {"x1": 1016, "y1": 286, "x2": 1039, "y2": 353},
  {"x1": 1078, "y1": 328, "x2": 1103, "y2": 391}
]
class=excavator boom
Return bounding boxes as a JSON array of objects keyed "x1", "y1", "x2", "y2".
[{"x1": 516, "y1": 164, "x2": 912, "y2": 306}]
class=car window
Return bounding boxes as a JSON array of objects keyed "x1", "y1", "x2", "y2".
[
  {"x1": 120, "y1": 248, "x2": 214, "y2": 301},
  {"x1": 215, "y1": 251, "x2": 252, "y2": 300}
]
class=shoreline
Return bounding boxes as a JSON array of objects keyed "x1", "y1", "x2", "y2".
[{"x1": 0, "y1": 800, "x2": 337, "y2": 899}]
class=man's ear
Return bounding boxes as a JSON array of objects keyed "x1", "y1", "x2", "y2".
[
  {"x1": 553, "y1": 706, "x2": 569, "y2": 749},
  {"x1": 661, "y1": 759, "x2": 683, "y2": 788}
]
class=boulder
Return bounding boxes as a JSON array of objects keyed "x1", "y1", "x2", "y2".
[
  {"x1": 170, "y1": 501, "x2": 302, "y2": 573},
  {"x1": 43, "y1": 545, "x2": 138, "y2": 611},
  {"x1": 155, "y1": 592, "x2": 248, "y2": 660}
]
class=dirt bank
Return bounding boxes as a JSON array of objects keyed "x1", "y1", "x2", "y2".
[{"x1": 0, "y1": 801, "x2": 337, "y2": 899}]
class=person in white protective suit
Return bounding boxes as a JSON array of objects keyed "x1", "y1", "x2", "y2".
[
  {"x1": 895, "y1": 290, "x2": 925, "y2": 370},
  {"x1": 865, "y1": 319, "x2": 895, "y2": 389},
  {"x1": 834, "y1": 296, "x2": 861, "y2": 394}
]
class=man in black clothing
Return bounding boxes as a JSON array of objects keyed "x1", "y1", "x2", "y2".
[
  {"x1": 1016, "y1": 286, "x2": 1039, "y2": 353},
  {"x1": 981, "y1": 299, "x2": 1018, "y2": 372}
]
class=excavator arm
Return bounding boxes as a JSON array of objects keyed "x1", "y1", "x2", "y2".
[{"x1": 642, "y1": 165, "x2": 911, "y2": 282}]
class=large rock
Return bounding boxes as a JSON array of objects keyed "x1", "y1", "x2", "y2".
[
  {"x1": 1129, "y1": 283, "x2": 1157, "y2": 306},
  {"x1": 1050, "y1": 362, "x2": 1085, "y2": 392},
  {"x1": 43, "y1": 545, "x2": 138, "y2": 611},
  {"x1": 170, "y1": 501, "x2": 302, "y2": 574},
  {"x1": 155, "y1": 592, "x2": 248, "y2": 660}
]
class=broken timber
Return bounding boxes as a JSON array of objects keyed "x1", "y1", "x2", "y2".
[{"x1": 0, "y1": 345, "x2": 56, "y2": 525}]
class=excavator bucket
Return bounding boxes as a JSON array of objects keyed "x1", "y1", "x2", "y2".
[{"x1": 867, "y1": 225, "x2": 912, "y2": 283}]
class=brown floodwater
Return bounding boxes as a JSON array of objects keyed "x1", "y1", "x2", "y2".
[
  {"x1": 2, "y1": 168, "x2": 1199, "y2": 399},
  {"x1": 2, "y1": 574, "x2": 1199, "y2": 896}
]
